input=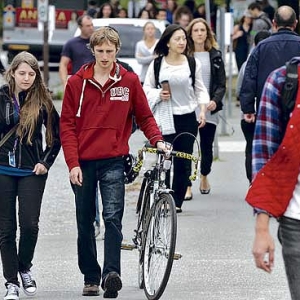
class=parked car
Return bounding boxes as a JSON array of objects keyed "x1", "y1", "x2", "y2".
[{"x1": 74, "y1": 18, "x2": 167, "y2": 77}]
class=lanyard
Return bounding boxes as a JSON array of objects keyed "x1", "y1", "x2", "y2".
[
  {"x1": 12, "y1": 94, "x2": 20, "y2": 115},
  {"x1": 11, "y1": 94, "x2": 19, "y2": 153}
]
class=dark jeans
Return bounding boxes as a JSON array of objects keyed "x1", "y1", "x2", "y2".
[
  {"x1": 72, "y1": 157, "x2": 124, "y2": 285},
  {"x1": 278, "y1": 216, "x2": 300, "y2": 300},
  {"x1": 240, "y1": 119, "x2": 255, "y2": 183},
  {"x1": 163, "y1": 112, "x2": 198, "y2": 208},
  {"x1": 0, "y1": 174, "x2": 47, "y2": 286}
]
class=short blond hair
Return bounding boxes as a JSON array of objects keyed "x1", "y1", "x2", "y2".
[{"x1": 89, "y1": 26, "x2": 121, "y2": 51}]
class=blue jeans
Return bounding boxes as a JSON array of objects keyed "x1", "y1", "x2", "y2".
[
  {"x1": 72, "y1": 157, "x2": 125, "y2": 285},
  {"x1": 278, "y1": 216, "x2": 300, "y2": 300}
]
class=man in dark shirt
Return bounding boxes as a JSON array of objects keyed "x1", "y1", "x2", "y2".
[{"x1": 59, "y1": 15, "x2": 94, "y2": 88}]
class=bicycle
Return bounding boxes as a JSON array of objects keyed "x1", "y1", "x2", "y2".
[{"x1": 122, "y1": 136, "x2": 200, "y2": 300}]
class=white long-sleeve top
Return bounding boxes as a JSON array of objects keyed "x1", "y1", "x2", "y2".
[
  {"x1": 143, "y1": 56, "x2": 209, "y2": 116},
  {"x1": 135, "y1": 39, "x2": 158, "y2": 82}
]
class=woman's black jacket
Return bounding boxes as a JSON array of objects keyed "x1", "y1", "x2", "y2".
[
  {"x1": 208, "y1": 47, "x2": 226, "y2": 114},
  {"x1": 0, "y1": 85, "x2": 61, "y2": 170}
]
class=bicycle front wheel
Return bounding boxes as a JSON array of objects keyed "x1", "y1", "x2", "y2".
[
  {"x1": 137, "y1": 176, "x2": 152, "y2": 289},
  {"x1": 143, "y1": 193, "x2": 177, "y2": 300}
]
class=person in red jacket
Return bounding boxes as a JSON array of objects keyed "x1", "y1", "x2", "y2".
[
  {"x1": 246, "y1": 56, "x2": 300, "y2": 300},
  {"x1": 60, "y1": 26, "x2": 165, "y2": 298}
]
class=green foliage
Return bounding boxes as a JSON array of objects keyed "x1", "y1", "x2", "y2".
[{"x1": 52, "y1": 90, "x2": 64, "y2": 100}]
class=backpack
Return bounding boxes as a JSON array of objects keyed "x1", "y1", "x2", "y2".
[
  {"x1": 281, "y1": 59, "x2": 299, "y2": 132},
  {"x1": 258, "y1": 14, "x2": 272, "y2": 31},
  {"x1": 153, "y1": 55, "x2": 196, "y2": 89}
]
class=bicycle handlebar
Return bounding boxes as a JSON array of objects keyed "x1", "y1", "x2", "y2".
[{"x1": 132, "y1": 147, "x2": 200, "y2": 181}]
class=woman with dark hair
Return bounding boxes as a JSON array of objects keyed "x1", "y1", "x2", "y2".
[
  {"x1": 0, "y1": 51, "x2": 61, "y2": 300},
  {"x1": 232, "y1": 11, "x2": 253, "y2": 70},
  {"x1": 97, "y1": 2, "x2": 115, "y2": 18},
  {"x1": 138, "y1": 8, "x2": 151, "y2": 19},
  {"x1": 173, "y1": 5, "x2": 193, "y2": 28},
  {"x1": 186, "y1": 18, "x2": 226, "y2": 197},
  {"x1": 138, "y1": 0, "x2": 158, "y2": 19},
  {"x1": 143, "y1": 24, "x2": 209, "y2": 213}
]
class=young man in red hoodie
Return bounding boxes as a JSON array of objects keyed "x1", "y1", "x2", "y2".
[{"x1": 60, "y1": 27, "x2": 165, "y2": 298}]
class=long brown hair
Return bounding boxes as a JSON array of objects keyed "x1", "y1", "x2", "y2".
[
  {"x1": 5, "y1": 51, "x2": 55, "y2": 146},
  {"x1": 186, "y1": 18, "x2": 218, "y2": 55}
]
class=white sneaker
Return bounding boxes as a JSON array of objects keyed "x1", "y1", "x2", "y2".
[
  {"x1": 4, "y1": 283, "x2": 19, "y2": 300},
  {"x1": 19, "y1": 270, "x2": 37, "y2": 296}
]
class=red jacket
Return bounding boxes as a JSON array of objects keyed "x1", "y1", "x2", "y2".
[
  {"x1": 60, "y1": 62, "x2": 163, "y2": 171},
  {"x1": 246, "y1": 75, "x2": 300, "y2": 217}
]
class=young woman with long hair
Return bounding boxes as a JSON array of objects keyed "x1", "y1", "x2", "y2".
[
  {"x1": 135, "y1": 21, "x2": 159, "y2": 84},
  {"x1": 186, "y1": 18, "x2": 226, "y2": 197},
  {"x1": 0, "y1": 51, "x2": 60, "y2": 300},
  {"x1": 144, "y1": 24, "x2": 209, "y2": 212}
]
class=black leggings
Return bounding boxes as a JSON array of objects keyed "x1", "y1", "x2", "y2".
[
  {"x1": 0, "y1": 174, "x2": 47, "y2": 285},
  {"x1": 187, "y1": 122, "x2": 217, "y2": 187},
  {"x1": 199, "y1": 122, "x2": 217, "y2": 176},
  {"x1": 163, "y1": 112, "x2": 198, "y2": 208}
]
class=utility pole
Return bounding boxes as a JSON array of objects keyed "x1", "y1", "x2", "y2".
[
  {"x1": 43, "y1": 19, "x2": 49, "y2": 86},
  {"x1": 38, "y1": 0, "x2": 49, "y2": 86}
]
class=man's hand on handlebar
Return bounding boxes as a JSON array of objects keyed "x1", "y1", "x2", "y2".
[{"x1": 156, "y1": 141, "x2": 173, "y2": 157}]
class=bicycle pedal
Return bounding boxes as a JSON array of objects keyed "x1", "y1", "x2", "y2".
[
  {"x1": 121, "y1": 242, "x2": 136, "y2": 250},
  {"x1": 173, "y1": 253, "x2": 182, "y2": 260}
]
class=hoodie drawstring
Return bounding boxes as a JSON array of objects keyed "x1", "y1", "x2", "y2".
[{"x1": 76, "y1": 79, "x2": 87, "y2": 117}]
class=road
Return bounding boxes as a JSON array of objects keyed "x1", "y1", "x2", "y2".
[{"x1": 0, "y1": 75, "x2": 290, "y2": 300}]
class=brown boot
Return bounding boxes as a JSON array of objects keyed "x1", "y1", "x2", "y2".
[{"x1": 82, "y1": 284, "x2": 99, "y2": 296}]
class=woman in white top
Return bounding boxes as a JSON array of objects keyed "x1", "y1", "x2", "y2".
[
  {"x1": 135, "y1": 21, "x2": 159, "y2": 84},
  {"x1": 186, "y1": 18, "x2": 226, "y2": 196},
  {"x1": 143, "y1": 24, "x2": 209, "y2": 212}
]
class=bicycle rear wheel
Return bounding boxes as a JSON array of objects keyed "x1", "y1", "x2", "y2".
[{"x1": 143, "y1": 193, "x2": 177, "y2": 300}]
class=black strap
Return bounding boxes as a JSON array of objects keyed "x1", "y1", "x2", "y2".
[
  {"x1": 153, "y1": 55, "x2": 196, "y2": 89},
  {"x1": 281, "y1": 61, "x2": 298, "y2": 128},
  {"x1": 0, "y1": 124, "x2": 18, "y2": 148},
  {"x1": 187, "y1": 56, "x2": 196, "y2": 90},
  {"x1": 154, "y1": 56, "x2": 163, "y2": 89}
]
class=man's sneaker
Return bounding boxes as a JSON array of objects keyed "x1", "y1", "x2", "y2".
[
  {"x1": 82, "y1": 284, "x2": 99, "y2": 296},
  {"x1": 19, "y1": 270, "x2": 37, "y2": 296},
  {"x1": 101, "y1": 272, "x2": 122, "y2": 298},
  {"x1": 4, "y1": 283, "x2": 19, "y2": 300},
  {"x1": 94, "y1": 221, "x2": 101, "y2": 238}
]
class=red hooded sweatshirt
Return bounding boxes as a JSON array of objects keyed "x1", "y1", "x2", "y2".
[{"x1": 60, "y1": 62, "x2": 163, "y2": 171}]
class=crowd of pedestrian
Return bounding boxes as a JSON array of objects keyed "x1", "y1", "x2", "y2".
[{"x1": 85, "y1": 0, "x2": 217, "y2": 28}]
